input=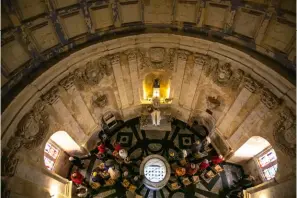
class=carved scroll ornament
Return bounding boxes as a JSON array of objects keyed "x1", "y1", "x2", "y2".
[
  {"x1": 273, "y1": 108, "x2": 296, "y2": 158},
  {"x1": 2, "y1": 100, "x2": 50, "y2": 177},
  {"x1": 138, "y1": 47, "x2": 176, "y2": 70}
]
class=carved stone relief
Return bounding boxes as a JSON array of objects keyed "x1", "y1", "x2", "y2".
[
  {"x1": 2, "y1": 100, "x2": 50, "y2": 177},
  {"x1": 138, "y1": 47, "x2": 176, "y2": 70},
  {"x1": 260, "y1": 88, "x2": 280, "y2": 109},
  {"x1": 243, "y1": 75, "x2": 261, "y2": 93},
  {"x1": 213, "y1": 63, "x2": 232, "y2": 86},
  {"x1": 273, "y1": 108, "x2": 296, "y2": 158},
  {"x1": 206, "y1": 96, "x2": 221, "y2": 110},
  {"x1": 59, "y1": 74, "x2": 75, "y2": 90},
  {"x1": 92, "y1": 93, "x2": 108, "y2": 108},
  {"x1": 73, "y1": 57, "x2": 112, "y2": 88}
]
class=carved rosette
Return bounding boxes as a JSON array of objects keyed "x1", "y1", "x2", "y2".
[
  {"x1": 243, "y1": 75, "x2": 261, "y2": 93},
  {"x1": 59, "y1": 74, "x2": 74, "y2": 90},
  {"x1": 213, "y1": 63, "x2": 232, "y2": 86},
  {"x1": 273, "y1": 108, "x2": 296, "y2": 158},
  {"x1": 84, "y1": 61, "x2": 104, "y2": 85},
  {"x1": 42, "y1": 86, "x2": 59, "y2": 105},
  {"x1": 99, "y1": 58, "x2": 112, "y2": 76},
  {"x1": 260, "y1": 88, "x2": 280, "y2": 109}
]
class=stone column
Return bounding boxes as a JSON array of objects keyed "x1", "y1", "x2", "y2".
[
  {"x1": 172, "y1": 49, "x2": 189, "y2": 105},
  {"x1": 218, "y1": 76, "x2": 261, "y2": 137},
  {"x1": 111, "y1": 54, "x2": 129, "y2": 108},
  {"x1": 42, "y1": 87, "x2": 87, "y2": 146},
  {"x1": 228, "y1": 88, "x2": 279, "y2": 149},
  {"x1": 126, "y1": 50, "x2": 140, "y2": 105},
  {"x1": 59, "y1": 74, "x2": 98, "y2": 136}
]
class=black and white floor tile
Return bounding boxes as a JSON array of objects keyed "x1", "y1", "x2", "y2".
[{"x1": 71, "y1": 118, "x2": 244, "y2": 198}]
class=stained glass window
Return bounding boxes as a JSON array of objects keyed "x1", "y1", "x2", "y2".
[
  {"x1": 44, "y1": 142, "x2": 60, "y2": 171},
  {"x1": 257, "y1": 149, "x2": 277, "y2": 181}
]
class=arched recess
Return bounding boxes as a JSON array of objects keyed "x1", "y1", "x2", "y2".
[
  {"x1": 230, "y1": 136, "x2": 278, "y2": 185},
  {"x1": 44, "y1": 131, "x2": 83, "y2": 178}
]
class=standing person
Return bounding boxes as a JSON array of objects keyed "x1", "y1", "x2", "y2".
[
  {"x1": 71, "y1": 171, "x2": 88, "y2": 187},
  {"x1": 69, "y1": 156, "x2": 85, "y2": 169}
]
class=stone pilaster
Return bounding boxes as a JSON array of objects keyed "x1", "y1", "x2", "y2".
[
  {"x1": 172, "y1": 49, "x2": 190, "y2": 105},
  {"x1": 59, "y1": 75, "x2": 98, "y2": 135},
  {"x1": 126, "y1": 49, "x2": 140, "y2": 105},
  {"x1": 180, "y1": 54, "x2": 206, "y2": 109},
  {"x1": 110, "y1": 54, "x2": 129, "y2": 108},
  {"x1": 218, "y1": 87, "x2": 253, "y2": 137},
  {"x1": 42, "y1": 86, "x2": 87, "y2": 145}
]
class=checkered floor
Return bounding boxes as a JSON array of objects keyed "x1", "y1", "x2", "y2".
[{"x1": 74, "y1": 118, "x2": 244, "y2": 198}]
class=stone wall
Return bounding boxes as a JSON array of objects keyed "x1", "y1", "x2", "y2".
[{"x1": 1, "y1": 34, "x2": 295, "y2": 197}]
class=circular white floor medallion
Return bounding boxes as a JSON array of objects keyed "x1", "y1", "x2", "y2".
[{"x1": 144, "y1": 158, "x2": 166, "y2": 182}]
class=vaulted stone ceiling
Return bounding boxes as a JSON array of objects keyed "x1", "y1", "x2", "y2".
[{"x1": 1, "y1": 0, "x2": 296, "y2": 109}]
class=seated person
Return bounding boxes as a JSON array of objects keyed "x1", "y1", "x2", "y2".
[
  {"x1": 186, "y1": 163, "x2": 198, "y2": 176},
  {"x1": 211, "y1": 155, "x2": 224, "y2": 165},
  {"x1": 175, "y1": 167, "x2": 186, "y2": 177},
  {"x1": 76, "y1": 186, "x2": 88, "y2": 198},
  {"x1": 108, "y1": 166, "x2": 120, "y2": 180},
  {"x1": 178, "y1": 150, "x2": 188, "y2": 166},
  {"x1": 71, "y1": 171, "x2": 88, "y2": 187},
  {"x1": 104, "y1": 159, "x2": 115, "y2": 170},
  {"x1": 113, "y1": 141, "x2": 122, "y2": 152},
  {"x1": 131, "y1": 175, "x2": 142, "y2": 187},
  {"x1": 199, "y1": 159, "x2": 210, "y2": 171},
  {"x1": 91, "y1": 172, "x2": 105, "y2": 186},
  {"x1": 119, "y1": 149, "x2": 128, "y2": 160}
]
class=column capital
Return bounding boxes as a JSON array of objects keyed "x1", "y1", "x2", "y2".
[
  {"x1": 125, "y1": 49, "x2": 137, "y2": 60},
  {"x1": 260, "y1": 88, "x2": 280, "y2": 109},
  {"x1": 177, "y1": 49, "x2": 190, "y2": 61},
  {"x1": 193, "y1": 53, "x2": 209, "y2": 65},
  {"x1": 110, "y1": 54, "x2": 120, "y2": 64},
  {"x1": 42, "y1": 86, "x2": 59, "y2": 105},
  {"x1": 59, "y1": 74, "x2": 74, "y2": 90},
  {"x1": 243, "y1": 75, "x2": 261, "y2": 93}
]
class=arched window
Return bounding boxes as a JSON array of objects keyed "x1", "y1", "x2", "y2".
[
  {"x1": 231, "y1": 136, "x2": 278, "y2": 183},
  {"x1": 44, "y1": 131, "x2": 83, "y2": 177},
  {"x1": 256, "y1": 148, "x2": 277, "y2": 181}
]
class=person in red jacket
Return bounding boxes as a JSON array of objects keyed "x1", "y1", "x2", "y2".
[
  {"x1": 199, "y1": 159, "x2": 210, "y2": 171},
  {"x1": 186, "y1": 163, "x2": 198, "y2": 176},
  {"x1": 113, "y1": 141, "x2": 122, "y2": 152},
  {"x1": 97, "y1": 143, "x2": 106, "y2": 154},
  {"x1": 71, "y1": 171, "x2": 86, "y2": 186},
  {"x1": 212, "y1": 155, "x2": 224, "y2": 165}
]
